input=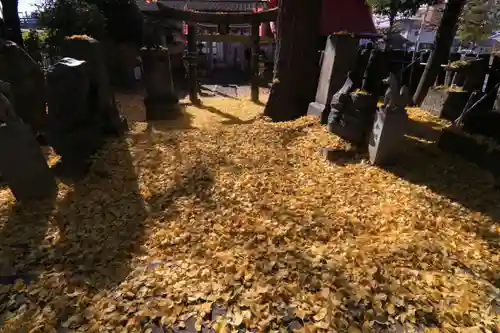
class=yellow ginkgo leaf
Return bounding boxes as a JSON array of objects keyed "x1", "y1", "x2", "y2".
[{"x1": 313, "y1": 308, "x2": 327, "y2": 322}]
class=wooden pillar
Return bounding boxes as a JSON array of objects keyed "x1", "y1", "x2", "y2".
[
  {"x1": 187, "y1": 23, "x2": 199, "y2": 104},
  {"x1": 251, "y1": 22, "x2": 260, "y2": 102},
  {"x1": 208, "y1": 41, "x2": 213, "y2": 72}
]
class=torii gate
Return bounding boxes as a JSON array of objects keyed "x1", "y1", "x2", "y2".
[{"x1": 143, "y1": 3, "x2": 279, "y2": 104}]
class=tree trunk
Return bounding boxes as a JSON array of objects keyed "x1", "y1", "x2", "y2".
[
  {"x1": 412, "y1": 0, "x2": 465, "y2": 106},
  {"x1": 263, "y1": 0, "x2": 322, "y2": 121},
  {"x1": 0, "y1": 0, "x2": 22, "y2": 47}
]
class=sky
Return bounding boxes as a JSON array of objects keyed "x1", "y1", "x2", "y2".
[{"x1": 18, "y1": 0, "x2": 39, "y2": 14}]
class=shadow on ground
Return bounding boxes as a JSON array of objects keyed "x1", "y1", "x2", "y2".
[
  {"x1": 188, "y1": 102, "x2": 263, "y2": 126},
  {"x1": 0, "y1": 196, "x2": 57, "y2": 285},
  {"x1": 49, "y1": 138, "x2": 148, "y2": 293},
  {"x1": 147, "y1": 104, "x2": 195, "y2": 132},
  {"x1": 146, "y1": 163, "x2": 216, "y2": 219},
  {"x1": 323, "y1": 117, "x2": 500, "y2": 253},
  {"x1": 384, "y1": 118, "x2": 500, "y2": 251},
  {"x1": 0, "y1": 137, "x2": 149, "y2": 329}
]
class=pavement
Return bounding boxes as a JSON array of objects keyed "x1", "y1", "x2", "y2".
[{"x1": 176, "y1": 68, "x2": 271, "y2": 99}]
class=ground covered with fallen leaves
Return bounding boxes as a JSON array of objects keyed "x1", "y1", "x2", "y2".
[{"x1": 0, "y1": 97, "x2": 499, "y2": 332}]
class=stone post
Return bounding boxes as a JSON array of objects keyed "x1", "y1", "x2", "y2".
[
  {"x1": 307, "y1": 34, "x2": 359, "y2": 123},
  {"x1": 251, "y1": 22, "x2": 260, "y2": 102},
  {"x1": 0, "y1": 81, "x2": 57, "y2": 201},
  {"x1": 140, "y1": 46, "x2": 179, "y2": 120},
  {"x1": 0, "y1": 40, "x2": 47, "y2": 137},
  {"x1": 368, "y1": 74, "x2": 409, "y2": 166},
  {"x1": 46, "y1": 58, "x2": 106, "y2": 178},
  {"x1": 187, "y1": 24, "x2": 199, "y2": 104},
  {"x1": 61, "y1": 36, "x2": 127, "y2": 136}
]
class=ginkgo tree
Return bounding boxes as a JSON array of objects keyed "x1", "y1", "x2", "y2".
[
  {"x1": 367, "y1": 0, "x2": 437, "y2": 31},
  {"x1": 457, "y1": 0, "x2": 500, "y2": 44},
  {"x1": 37, "y1": 0, "x2": 143, "y2": 45},
  {"x1": 0, "y1": 0, "x2": 23, "y2": 46}
]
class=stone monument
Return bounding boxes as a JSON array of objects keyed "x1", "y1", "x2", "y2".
[
  {"x1": 367, "y1": 73, "x2": 409, "y2": 165},
  {"x1": 0, "y1": 39, "x2": 47, "y2": 138},
  {"x1": 307, "y1": 34, "x2": 359, "y2": 124},
  {"x1": 141, "y1": 46, "x2": 179, "y2": 120},
  {"x1": 61, "y1": 36, "x2": 127, "y2": 137},
  {"x1": 46, "y1": 58, "x2": 107, "y2": 178},
  {"x1": 0, "y1": 80, "x2": 57, "y2": 201}
]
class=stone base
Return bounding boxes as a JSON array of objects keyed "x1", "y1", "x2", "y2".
[
  {"x1": 438, "y1": 127, "x2": 500, "y2": 176},
  {"x1": 307, "y1": 102, "x2": 330, "y2": 124},
  {"x1": 421, "y1": 89, "x2": 471, "y2": 121},
  {"x1": 441, "y1": 91, "x2": 471, "y2": 121},
  {"x1": 462, "y1": 111, "x2": 500, "y2": 143},
  {"x1": 145, "y1": 95, "x2": 180, "y2": 121},
  {"x1": 146, "y1": 104, "x2": 181, "y2": 121}
]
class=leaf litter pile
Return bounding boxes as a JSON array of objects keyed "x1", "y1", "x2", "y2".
[{"x1": 1, "y1": 98, "x2": 500, "y2": 332}]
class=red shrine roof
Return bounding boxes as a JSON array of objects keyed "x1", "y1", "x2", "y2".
[
  {"x1": 268, "y1": 0, "x2": 377, "y2": 37},
  {"x1": 321, "y1": 0, "x2": 377, "y2": 36}
]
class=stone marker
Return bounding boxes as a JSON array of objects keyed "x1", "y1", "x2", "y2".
[
  {"x1": 0, "y1": 39, "x2": 47, "y2": 136},
  {"x1": 141, "y1": 46, "x2": 179, "y2": 120},
  {"x1": 0, "y1": 82, "x2": 57, "y2": 201},
  {"x1": 61, "y1": 36, "x2": 127, "y2": 137},
  {"x1": 367, "y1": 73, "x2": 409, "y2": 166},
  {"x1": 307, "y1": 34, "x2": 359, "y2": 124},
  {"x1": 46, "y1": 58, "x2": 106, "y2": 178},
  {"x1": 327, "y1": 72, "x2": 378, "y2": 146}
]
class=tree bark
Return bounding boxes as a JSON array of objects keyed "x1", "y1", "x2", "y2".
[
  {"x1": 263, "y1": 0, "x2": 322, "y2": 121},
  {"x1": 0, "y1": 0, "x2": 23, "y2": 47},
  {"x1": 412, "y1": 0, "x2": 465, "y2": 106}
]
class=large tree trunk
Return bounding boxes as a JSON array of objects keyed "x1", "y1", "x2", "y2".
[
  {"x1": 412, "y1": 0, "x2": 465, "y2": 106},
  {"x1": 0, "y1": 0, "x2": 23, "y2": 47},
  {"x1": 263, "y1": 0, "x2": 322, "y2": 121}
]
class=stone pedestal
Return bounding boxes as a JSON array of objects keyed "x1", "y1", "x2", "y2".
[
  {"x1": 368, "y1": 107, "x2": 408, "y2": 165},
  {"x1": 0, "y1": 119, "x2": 57, "y2": 201},
  {"x1": 141, "y1": 47, "x2": 179, "y2": 121},
  {"x1": 438, "y1": 127, "x2": 500, "y2": 177},
  {"x1": 421, "y1": 88, "x2": 471, "y2": 121},
  {"x1": 307, "y1": 35, "x2": 359, "y2": 123}
]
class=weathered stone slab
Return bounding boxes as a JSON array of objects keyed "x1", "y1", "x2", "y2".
[
  {"x1": 141, "y1": 46, "x2": 179, "y2": 120},
  {"x1": 46, "y1": 57, "x2": 105, "y2": 178},
  {"x1": 0, "y1": 40, "x2": 47, "y2": 135},
  {"x1": 368, "y1": 108, "x2": 408, "y2": 165},
  {"x1": 368, "y1": 74, "x2": 409, "y2": 166},
  {"x1": 327, "y1": 74, "x2": 378, "y2": 146},
  {"x1": 421, "y1": 88, "x2": 471, "y2": 121},
  {"x1": 61, "y1": 36, "x2": 127, "y2": 136},
  {"x1": 0, "y1": 119, "x2": 57, "y2": 201},
  {"x1": 307, "y1": 35, "x2": 359, "y2": 123}
]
